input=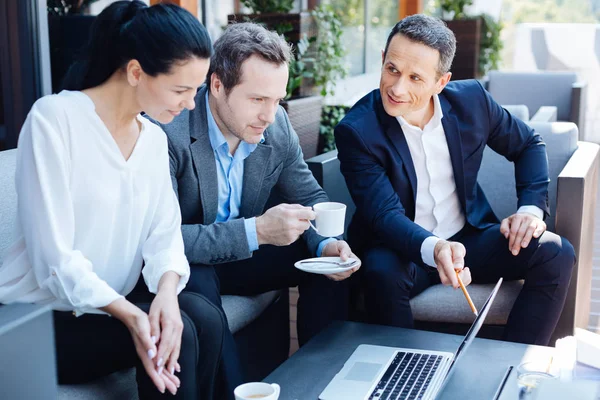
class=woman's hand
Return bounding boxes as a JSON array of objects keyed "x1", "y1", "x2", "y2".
[
  {"x1": 149, "y1": 292, "x2": 183, "y2": 378},
  {"x1": 102, "y1": 298, "x2": 177, "y2": 394},
  {"x1": 148, "y1": 271, "x2": 184, "y2": 393}
]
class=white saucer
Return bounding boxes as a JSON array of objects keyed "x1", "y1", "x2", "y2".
[{"x1": 294, "y1": 257, "x2": 358, "y2": 275}]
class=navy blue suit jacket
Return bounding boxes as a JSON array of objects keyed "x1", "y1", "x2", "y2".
[{"x1": 335, "y1": 80, "x2": 550, "y2": 265}]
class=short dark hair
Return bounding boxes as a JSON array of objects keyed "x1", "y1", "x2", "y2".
[
  {"x1": 207, "y1": 22, "x2": 292, "y2": 93},
  {"x1": 62, "y1": 0, "x2": 212, "y2": 91},
  {"x1": 384, "y1": 14, "x2": 456, "y2": 75}
]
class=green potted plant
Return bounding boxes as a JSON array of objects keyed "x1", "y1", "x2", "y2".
[
  {"x1": 435, "y1": 0, "x2": 503, "y2": 79},
  {"x1": 285, "y1": 5, "x2": 347, "y2": 157},
  {"x1": 309, "y1": 5, "x2": 347, "y2": 154},
  {"x1": 478, "y1": 14, "x2": 503, "y2": 77},
  {"x1": 310, "y1": 6, "x2": 347, "y2": 98},
  {"x1": 47, "y1": 0, "x2": 100, "y2": 92}
]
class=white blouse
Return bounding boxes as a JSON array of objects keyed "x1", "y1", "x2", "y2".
[{"x1": 0, "y1": 91, "x2": 190, "y2": 315}]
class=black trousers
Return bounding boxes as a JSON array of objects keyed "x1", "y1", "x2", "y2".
[
  {"x1": 361, "y1": 223, "x2": 575, "y2": 346},
  {"x1": 53, "y1": 285, "x2": 226, "y2": 399},
  {"x1": 185, "y1": 240, "x2": 350, "y2": 400}
]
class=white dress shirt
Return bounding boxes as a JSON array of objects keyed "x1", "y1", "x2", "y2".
[
  {"x1": 397, "y1": 94, "x2": 543, "y2": 267},
  {"x1": 0, "y1": 91, "x2": 190, "y2": 315}
]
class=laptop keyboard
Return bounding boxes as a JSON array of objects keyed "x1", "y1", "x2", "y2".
[{"x1": 367, "y1": 352, "x2": 443, "y2": 400}]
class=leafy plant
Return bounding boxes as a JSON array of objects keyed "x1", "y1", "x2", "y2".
[
  {"x1": 310, "y1": 5, "x2": 347, "y2": 97},
  {"x1": 47, "y1": 0, "x2": 100, "y2": 16},
  {"x1": 320, "y1": 105, "x2": 348, "y2": 152},
  {"x1": 434, "y1": 0, "x2": 504, "y2": 77},
  {"x1": 286, "y1": 35, "x2": 314, "y2": 99},
  {"x1": 478, "y1": 14, "x2": 503, "y2": 76},
  {"x1": 241, "y1": 0, "x2": 295, "y2": 14},
  {"x1": 439, "y1": 0, "x2": 473, "y2": 19}
]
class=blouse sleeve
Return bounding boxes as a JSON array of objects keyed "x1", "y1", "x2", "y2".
[
  {"x1": 141, "y1": 134, "x2": 190, "y2": 294},
  {"x1": 16, "y1": 98, "x2": 123, "y2": 312}
]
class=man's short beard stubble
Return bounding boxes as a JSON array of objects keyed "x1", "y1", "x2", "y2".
[{"x1": 215, "y1": 92, "x2": 246, "y2": 143}]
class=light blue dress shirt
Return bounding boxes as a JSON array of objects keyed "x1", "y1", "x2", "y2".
[
  {"x1": 205, "y1": 93, "x2": 333, "y2": 256},
  {"x1": 206, "y1": 93, "x2": 260, "y2": 252}
]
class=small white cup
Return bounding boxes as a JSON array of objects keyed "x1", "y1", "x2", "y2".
[
  {"x1": 234, "y1": 382, "x2": 280, "y2": 400},
  {"x1": 309, "y1": 202, "x2": 346, "y2": 237}
]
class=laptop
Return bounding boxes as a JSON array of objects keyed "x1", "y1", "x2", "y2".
[{"x1": 319, "y1": 277, "x2": 503, "y2": 400}]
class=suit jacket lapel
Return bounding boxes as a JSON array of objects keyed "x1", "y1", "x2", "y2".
[
  {"x1": 377, "y1": 97, "x2": 418, "y2": 203},
  {"x1": 240, "y1": 134, "x2": 273, "y2": 217},
  {"x1": 189, "y1": 86, "x2": 218, "y2": 224},
  {"x1": 439, "y1": 95, "x2": 467, "y2": 209}
]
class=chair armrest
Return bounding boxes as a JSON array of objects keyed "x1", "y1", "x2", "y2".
[
  {"x1": 0, "y1": 304, "x2": 58, "y2": 398},
  {"x1": 571, "y1": 81, "x2": 588, "y2": 139},
  {"x1": 503, "y1": 104, "x2": 530, "y2": 121},
  {"x1": 305, "y1": 150, "x2": 339, "y2": 187},
  {"x1": 551, "y1": 141, "x2": 600, "y2": 342},
  {"x1": 306, "y1": 149, "x2": 350, "y2": 202},
  {"x1": 531, "y1": 106, "x2": 558, "y2": 122}
]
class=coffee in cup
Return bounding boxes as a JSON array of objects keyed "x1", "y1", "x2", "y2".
[{"x1": 234, "y1": 382, "x2": 280, "y2": 400}]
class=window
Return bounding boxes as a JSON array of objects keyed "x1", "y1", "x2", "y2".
[{"x1": 322, "y1": 0, "x2": 399, "y2": 76}]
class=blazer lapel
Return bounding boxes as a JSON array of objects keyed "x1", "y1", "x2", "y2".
[
  {"x1": 439, "y1": 95, "x2": 467, "y2": 209},
  {"x1": 240, "y1": 137, "x2": 273, "y2": 217},
  {"x1": 189, "y1": 86, "x2": 219, "y2": 224},
  {"x1": 378, "y1": 100, "x2": 418, "y2": 203}
]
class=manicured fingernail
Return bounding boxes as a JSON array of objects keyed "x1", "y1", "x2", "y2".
[
  {"x1": 170, "y1": 367, "x2": 175, "y2": 375},
  {"x1": 158, "y1": 366, "x2": 163, "y2": 375},
  {"x1": 157, "y1": 357, "x2": 163, "y2": 367},
  {"x1": 512, "y1": 249, "x2": 518, "y2": 255},
  {"x1": 147, "y1": 349, "x2": 155, "y2": 359},
  {"x1": 522, "y1": 241, "x2": 529, "y2": 247},
  {"x1": 151, "y1": 335, "x2": 157, "y2": 344}
]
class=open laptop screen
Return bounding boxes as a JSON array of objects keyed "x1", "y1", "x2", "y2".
[{"x1": 446, "y1": 277, "x2": 503, "y2": 375}]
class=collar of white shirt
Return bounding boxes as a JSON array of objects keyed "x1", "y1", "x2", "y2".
[{"x1": 396, "y1": 94, "x2": 444, "y2": 132}]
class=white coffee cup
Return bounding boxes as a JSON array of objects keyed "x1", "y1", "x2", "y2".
[
  {"x1": 309, "y1": 202, "x2": 346, "y2": 237},
  {"x1": 234, "y1": 382, "x2": 280, "y2": 400}
]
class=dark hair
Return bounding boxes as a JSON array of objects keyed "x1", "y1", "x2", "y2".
[
  {"x1": 62, "y1": 0, "x2": 212, "y2": 91},
  {"x1": 207, "y1": 22, "x2": 292, "y2": 94},
  {"x1": 384, "y1": 14, "x2": 456, "y2": 75}
]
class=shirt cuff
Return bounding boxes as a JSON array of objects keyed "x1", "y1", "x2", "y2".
[
  {"x1": 317, "y1": 238, "x2": 337, "y2": 257},
  {"x1": 421, "y1": 236, "x2": 441, "y2": 268},
  {"x1": 244, "y1": 217, "x2": 259, "y2": 252},
  {"x1": 517, "y1": 205, "x2": 544, "y2": 220},
  {"x1": 142, "y1": 251, "x2": 190, "y2": 295}
]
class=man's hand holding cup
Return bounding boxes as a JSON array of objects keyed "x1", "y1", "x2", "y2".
[{"x1": 256, "y1": 203, "x2": 315, "y2": 246}]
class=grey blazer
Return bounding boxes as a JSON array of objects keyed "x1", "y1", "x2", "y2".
[{"x1": 158, "y1": 85, "x2": 329, "y2": 265}]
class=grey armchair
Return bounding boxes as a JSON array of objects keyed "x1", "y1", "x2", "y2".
[
  {"x1": 502, "y1": 104, "x2": 558, "y2": 123},
  {"x1": 484, "y1": 71, "x2": 588, "y2": 139},
  {"x1": 307, "y1": 121, "x2": 599, "y2": 344}
]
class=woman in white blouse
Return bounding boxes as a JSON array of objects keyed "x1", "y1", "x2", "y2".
[{"x1": 0, "y1": 1, "x2": 224, "y2": 398}]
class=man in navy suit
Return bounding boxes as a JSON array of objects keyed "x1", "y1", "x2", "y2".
[{"x1": 335, "y1": 14, "x2": 575, "y2": 346}]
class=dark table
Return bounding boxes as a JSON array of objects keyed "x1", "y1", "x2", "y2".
[{"x1": 265, "y1": 321, "x2": 553, "y2": 400}]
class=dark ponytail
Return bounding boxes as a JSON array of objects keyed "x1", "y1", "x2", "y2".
[{"x1": 62, "y1": 0, "x2": 212, "y2": 91}]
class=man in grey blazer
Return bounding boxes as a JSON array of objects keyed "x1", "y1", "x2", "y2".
[{"x1": 157, "y1": 23, "x2": 361, "y2": 396}]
